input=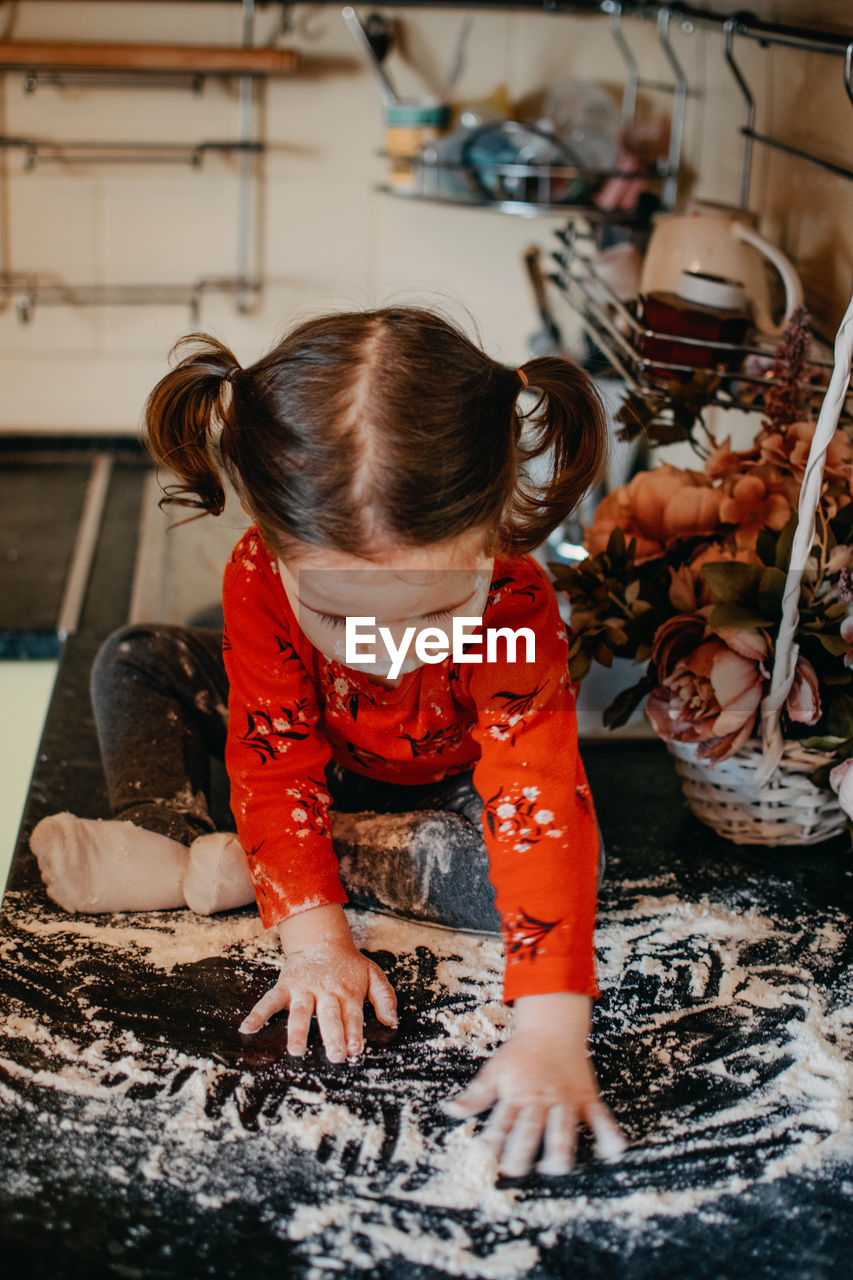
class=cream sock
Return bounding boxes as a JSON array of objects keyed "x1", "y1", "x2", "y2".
[
  {"x1": 182, "y1": 831, "x2": 256, "y2": 916},
  {"x1": 30, "y1": 812, "x2": 191, "y2": 913}
]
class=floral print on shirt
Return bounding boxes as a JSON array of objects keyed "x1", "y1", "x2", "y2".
[
  {"x1": 238, "y1": 699, "x2": 314, "y2": 764},
  {"x1": 483, "y1": 783, "x2": 565, "y2": 854},
  {"x1": 222, "y1": 527, "x2": 602, "y2": 1003}
]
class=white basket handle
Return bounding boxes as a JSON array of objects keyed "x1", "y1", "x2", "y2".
[{"x1": 756, "y1": 289, "x2": 853, "y2": 786}]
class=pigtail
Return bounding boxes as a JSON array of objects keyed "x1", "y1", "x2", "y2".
[
  {"x1": 143, "y1": 333, "x2": 241, "y2": 517},
  {"x1": 505, "y1": 355, "x2": 608, "y2": 554}
]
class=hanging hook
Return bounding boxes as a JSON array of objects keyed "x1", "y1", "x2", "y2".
[
  {"x1": 724, "y1": 15, "x2": 756, "y2": 207},
  {"x1": 603, "y1": 2, "x2": 639, "y2": 133},
  {"x1": 656, "y1": 7, "x2": 687, "y2": 210}
]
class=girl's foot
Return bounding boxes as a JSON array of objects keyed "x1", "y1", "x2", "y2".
[
  {"x1": 30, "y1": 812, "x2": 190, "y2": 913},
  {"x1": 182, "y1": 831, "x2": 255, "y2": 916}
]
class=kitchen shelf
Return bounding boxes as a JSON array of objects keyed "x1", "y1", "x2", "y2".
[
  {"x1": 550, "y1": 221, "x2": 852, "y2": 422},
  {"x1": 378, "y1": 181, "x2": 650, "y2": 218},
  {"x1": 376, "y1": 152, "x2": 663, "y2": 218},
  {"x1": 0, "y1": 0, "x2": 271, "y2": 320},
  {"x1": 0, "y1": 40, "x2": 299, "y2": 78},
  {"x1": 0, "y1": 136, "x2": 264, "y2": 169},
  {"x1": 0, "y1": 274, "x2": 262, "y2": 325}
]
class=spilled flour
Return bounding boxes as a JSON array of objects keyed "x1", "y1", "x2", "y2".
[{"x1": 1, "y1": 864, "x2": 852, "y2": 1278}]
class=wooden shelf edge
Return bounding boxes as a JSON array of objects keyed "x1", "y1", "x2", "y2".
[{"x1": 0, "y1": 41, "x2": 299, "y2": 76}]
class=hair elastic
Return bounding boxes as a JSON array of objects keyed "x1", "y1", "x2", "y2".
[
  {"x1": 516, "y1": 367, "x2": 528, "y2": 389},
  {"x1": 225, "y1": 366, "x2": 240, "y2": 385}
]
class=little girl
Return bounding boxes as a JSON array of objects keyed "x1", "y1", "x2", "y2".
[{"x1": 31, "y1": 305, "x2": 627, "y2": 1179}]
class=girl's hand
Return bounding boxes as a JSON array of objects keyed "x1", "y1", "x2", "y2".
[
  {"x1": 443, "y1": 993, "x2": 626, "y2": 1177},
  {"x1": 238, "y1": 904, "x2": 398, "y2": 1062}
]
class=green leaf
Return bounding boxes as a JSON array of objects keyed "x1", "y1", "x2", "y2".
[
  {"x1": 755, "y1": 526, "x2": 777, "y2": 566},
  {"x1": 826, "y1": 695, "x2": 853, "y2": 739},
  {"x1": 569, "y1": 649, "x2": 592, "y2": 682},
  {"x1": 606, "y1": 526, "x2": 626, "y2": 559},
  {"x1": 709, "y1": 602, "x2": 774, "y2": 629},
  {"x1": 774, "y1": 515, "x2": 798, "y2": 570},
  {"x1": 757, "y1": 566, "x2": 786, "y2": 619},
  {"x1": 799, "y1": 734, "x2": 853, "y2": 752},
  {"x1": 603, "y1": 672, "x2": 656, "y2": 729},
  {"x1": 701, "y1": 562, "x2": 763, "y2": 603},
  {"x1": 815, "y1": 633, "x2": 851, "y2": 657}
]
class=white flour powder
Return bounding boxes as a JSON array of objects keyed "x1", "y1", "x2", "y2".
[{"x1": 1, "y1": 872, "x2": 851, "y2": 1278}]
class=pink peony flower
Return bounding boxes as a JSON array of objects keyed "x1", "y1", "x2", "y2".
[
  {"x1": 829, "y1": 758, "x2": 853, "y2": 820},
  {"x1": 785, "y1": 658, "x2": 821, "y2": 725},
  {"x1": 646, "y1": 629, "x2": 770, "y2": 762}
]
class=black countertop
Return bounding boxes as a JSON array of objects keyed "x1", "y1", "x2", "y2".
[{"x1": 1, "y1": 445, "x2": 852, "y2": 1278}]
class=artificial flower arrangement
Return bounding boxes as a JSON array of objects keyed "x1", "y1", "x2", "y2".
[{"x1": 550, "y1": 309, "x2": 853, "y2": 834}]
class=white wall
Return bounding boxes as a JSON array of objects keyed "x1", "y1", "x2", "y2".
[{"x1": 0, "y1": 2, "x2": 851, "y2": 433}]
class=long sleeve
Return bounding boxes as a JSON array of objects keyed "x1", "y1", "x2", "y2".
[
  {"x1": 222, "y1": 531, "x2": 347, "y2": 928},
  {"x1": 460, "y1": 554, "x2": 601, "y2": 1004}
]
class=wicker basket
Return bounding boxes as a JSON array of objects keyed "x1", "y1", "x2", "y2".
[
  {"x1": 666, "y1": 738, "x2": 845, "y2": 846},
  {"x1": 662, "y1": 291, "x2": 853, "y2": 847}
]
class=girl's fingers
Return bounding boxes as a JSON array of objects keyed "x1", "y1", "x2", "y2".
[
  {"x1": 285, "y1": 992, "x2": 316, "y2": 1057},
  {"x1": 586, "y1": 1101, "x2": 628, "y2": 1162},
  {"x1": 239, "y1": 982, "x2": 290, "y2": 1034},
  {"x1": 315, "y1": 993, "x2": 347, "y2": 1063},
  {"x1": 367, "y1": 962, "x2": 398, "y2": 1028},
  {"x1": 538, "y1": 1102, "x2": 577, "y2": 1177},
  {"x1": 342, "y1": 998, "x2": 365, "y2": 1057},
  {"x1": 478, "y1": 1099, "x2": 521, "y2": 1157},
  {"x1": 443, "y1": 1068, "x2": 499, "y2": 1119},
  {"x1": 498, "y1": 1102, "x2": 547, "y2": 1178}
]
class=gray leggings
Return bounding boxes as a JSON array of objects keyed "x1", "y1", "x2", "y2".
[{"x1": 90, "y1": 624, "x2": 604, "y2": 933}]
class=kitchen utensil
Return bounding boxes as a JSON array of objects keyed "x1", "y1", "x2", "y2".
[
  {"x1": 639, "y1": 202, "x2": 803, "y2": 337},
  {"x1": 384, "y1": 98, "x2": 451, "y2": 191},
  {"x1": 461, "y1": 120, "x2": 582, "y2": 204},
  {"x1": 442, "y1": 17, "x2": 472, "y2": 100},
  {"x1": 523, "y1": 245, "x2": 563, "y2": 355},
  {"x1": 342, "y1": 5, "x2": 398, "y2": 106},
  {"x1": 540, "y1": 75, "x2": 620, "y2": 173},
  {"x1": 675, "y1": 269, "x2": 746, "y2": 312},
  {"x1": 640, "y1": 290, "x2": 752, "y2": 376},
  {"x1": 414, "y1": 106, "x2": 505, "y2": 201}
]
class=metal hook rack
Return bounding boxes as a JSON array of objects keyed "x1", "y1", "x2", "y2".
[
  {"x1": 603, "y1": 2, "x2": 687, "y2": 210},
  {"x1": 0, "y1": 272, "x2": 263, "y2": 326},
  {"x1": 0, "y1": 0, "x2": 265, "y2": 319},
  {"x1": 20, "y1": 70, "x2": 208, "y2": 94},
  {"x1": 723, "y1": 14, "x2": 853, "y2": 203},
  {"x1": 0, "y1": 135, "x2": 264, "y2": 169}
]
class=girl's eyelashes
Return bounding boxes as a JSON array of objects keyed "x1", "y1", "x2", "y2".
[{"x1": 313, "y1": 607, "x2": 455, "y2": 628}]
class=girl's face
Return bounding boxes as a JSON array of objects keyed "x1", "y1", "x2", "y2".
[{"x1": 277, "y1": 529, "x2": 494, "y2": 686}]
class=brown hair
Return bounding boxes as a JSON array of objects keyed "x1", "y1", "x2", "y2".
[{"x1": 143, "y1": 306, "x2": 607, "y2": 561}]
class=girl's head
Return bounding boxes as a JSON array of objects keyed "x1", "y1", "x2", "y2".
[{"x1": 144, "y1": 305, "x2": 607, "y2": 569}]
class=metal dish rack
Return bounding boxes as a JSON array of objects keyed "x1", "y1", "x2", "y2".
[
  {"x1": 378, "y1": 157, "x2": 659, "y2": 219},
  {"x1": 376, "y1": 2, "x2": 688, "y2": 217},
  {"x1": 550, "y1": 221, "x2": 853, "y2": 422}
]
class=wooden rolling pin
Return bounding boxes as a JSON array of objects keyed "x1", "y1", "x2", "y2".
[{"x1": 0, "y1": 41, "x2": 299, "y2": 75}]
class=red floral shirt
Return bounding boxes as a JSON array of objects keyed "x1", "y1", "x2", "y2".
[{"x1": 222, "y1": 528, "x2": 601, "y2": 1003}]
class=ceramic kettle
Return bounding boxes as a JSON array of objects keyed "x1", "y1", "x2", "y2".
[{"x1": 639, "y1": 200, "x2": 803, "y2": 337}]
